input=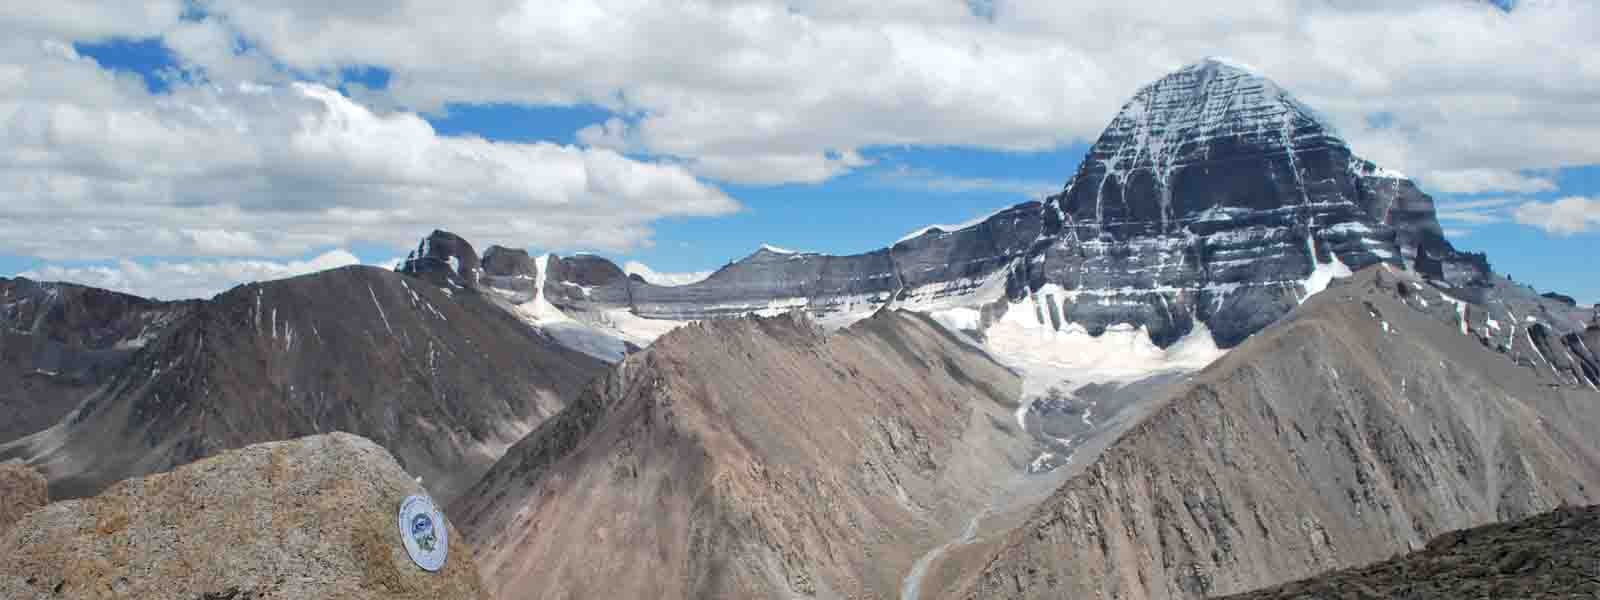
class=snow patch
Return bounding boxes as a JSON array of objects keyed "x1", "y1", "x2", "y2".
[
  {"x1": 985, "y1": 291, "x2": 1225, "y2": 397},
  {"x1": 759, "y1": 244, "x2": 801, "y2": 255},
  {"x1": 1299, "y1": 231, "x2": 1353, "y2": 303},
  {"x1": 895, "y1": 207, "x2": 1006, "y2": 244},
  {"x1": 622, "y1": 261, "x2": 713, "y2": 287}
]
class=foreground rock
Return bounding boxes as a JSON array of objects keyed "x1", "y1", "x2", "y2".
[
  {"x1": 0, "y1": 462, "x2": 46, "y2": 534},
  {"x1": 1218, "y1": 504, "x2": 1600, "y2": 600},
  {"x1": 0, "y1": 432, "x2": 487, "y2": 599},
  {"x1": 455, "y1": 310, "x2": 1034, "y2": 599},
  {"x1": 941, "y1": 265, "x2": 1600, "y2": 599}
]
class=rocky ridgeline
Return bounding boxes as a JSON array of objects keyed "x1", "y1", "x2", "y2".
[
  {"x1": 0, "y1": 278, "x2": 192, "y2": 444},
  {"x1": 940, "y1": 265, "x2": 1600, "y2": 600},
  {"x1": 453, "y1": 311, "x2": 1031, "y2": 599},
  {"x1": 0, "y1": 433, "x2": 487, "y2": 599},
  {"x1": 1, "y1": 263, "x2": 605, "y2": 504},
  {"x1": 1217, "y1": 503, "x2": 1600, "y2": 600},
  {"x1": 417, "y1": 59, "x2": 1597, "y2": 384}
]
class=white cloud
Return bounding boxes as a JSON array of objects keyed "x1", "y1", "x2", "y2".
[
  {"x1": 0, "y1": 31, "x2": 740, "y2": 263},
  {"x1": 873, "y1": 165, "x2": 1057, "y2": 198},
  {"x1": 622, "y1": 261, "x2": 714, "y2": 287},
  {"x1": 1435, "y1": 197, "x2": 1520, "y2": 226},
  {"x1": 20, "y1": 249, "x2": 363, "y2": 300},
  {"x1": 170, "y1": 1, "x2": 1600, "y2": 185},
  {"x1": 1512, "y1": 196, "x2": 1600, "y2": 236},
  {"x1": 1419, "y1": 168, "x2": 1558, "y2": 194}
]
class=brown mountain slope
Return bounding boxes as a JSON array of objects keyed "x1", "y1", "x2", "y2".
[
  {"x1": 453, "y1": 310, "x2": 1033, "y2": 599},
  {"x1": 0, "y1": 278, "x2": 190, "y2": 443},
  {"x1": 1, "y1": 265, "x2": 605, "y2": 504},
  {"x1": 1216, "y1": 503, "x2": 1600, "y2": 600},
  {"x1": 941, "y1": 265, "x2": 1600, "y2": 600}
]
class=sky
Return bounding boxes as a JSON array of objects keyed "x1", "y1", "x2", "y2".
[{"x1": 2, "y1": 1, "x2": 1598, "y2": 304}]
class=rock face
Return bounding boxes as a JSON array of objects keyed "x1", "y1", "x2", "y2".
[
  {"x1": 0, "y1": 433, "x2": 488, "y2": 599},
  {"x1": 1218, "y1": 504, "x2": 1600, "y2": 600},
  {"x1": 1033, "y1": 58, "x2": 1485, "y2": 347},
  {"x1": 479, "y1": 245, "x2": 539, "y2": 303},
  {"x1": 398, "y1": 229, "x2": 483, "y2": 290},
  {"x1": 0, "y1": 462, "x2": 47, "y2": 535},
  {"x1": 939, "y1": 266, "x2": 1600, "y2": 600},
  {"x1": 453, "y1": 311, "x2": 1032, "y2": 599},
  {"x1": 1, "y1": 265, "x2": 606, "y2": 504},
  {"x1": 0, "y1": 278, "x2": 190, "y2": 443}
]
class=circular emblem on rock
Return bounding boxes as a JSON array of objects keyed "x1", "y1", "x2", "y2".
[{"x1": 397, "y1": 494, "x2": 449, "y2": 571}]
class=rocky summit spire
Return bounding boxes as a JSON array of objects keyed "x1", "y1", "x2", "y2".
[
  {"x1": 1053, "y1": 57, "x2": 1347, "y2": 236},
  {"x1": 1028, "y1": 57, "x2": 1488, "y2": 347}
]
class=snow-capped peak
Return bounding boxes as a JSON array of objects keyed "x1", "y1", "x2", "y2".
[{"x1": 759, "y1": 244, "x2": 798, "y2": 254}]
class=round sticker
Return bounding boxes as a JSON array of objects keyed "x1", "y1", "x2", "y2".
[{"x1": 397, "y1": 494, "x2": 449, "y2": 572}]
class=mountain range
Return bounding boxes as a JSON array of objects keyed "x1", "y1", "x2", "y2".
[{"x1": 1, "y1": 57, "x2": 1597, "y2": 600}]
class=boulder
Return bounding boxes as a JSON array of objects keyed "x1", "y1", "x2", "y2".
[{"x1": 0, "y1": 432, "x2": 487, "y2": 599}]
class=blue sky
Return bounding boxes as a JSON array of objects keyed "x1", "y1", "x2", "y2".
[{"x1": 3, "y1": 2, "x2": 1597, "y2": 304}]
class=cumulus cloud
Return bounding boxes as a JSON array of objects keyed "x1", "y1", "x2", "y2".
[
  {"x1": 1419, "y1": 168, "x2": 1558, "y2": 194},
  {"x1": 1512, "y1": 197, "x2": 1600, "y2": 236},
  {"x1": 169, "y1": 1, "x2": 1600, "y2": 186},
  {"x1": 622, "y1": 261, "x2": 715, "y2": 287},
  {"x1": 0, "y1": 31, "x2": 740, "y2": 262},
  {"x1": 20, "y1": 249, "x2": 363, "y2": 300}
]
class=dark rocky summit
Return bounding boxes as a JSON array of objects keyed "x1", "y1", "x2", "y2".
[
  {"x1": 0, "y1": 433, "x2": 489, "y2": 599},
  {"x1": 0, "y1": 278, "x2": 191, "y2": 443},
  {"x1": 398, "y1": 229, "x2": 483, "y2": 290},
  {"x1": 479, "y1": 245, "x2": 539, "y2": 303},
  {"x1": 1, "y1": 264, "x2": 605, "y2": 505},
  {"x1": 1033, "y1": 58, "x2": 1486, "y2": 347},
  {"x1": 1216, "y1": 503, "x2": 1600, "y2": 600}
]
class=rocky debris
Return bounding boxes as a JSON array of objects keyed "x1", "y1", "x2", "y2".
[
  {"x1": 454, "y1": 310, "x2": 1032, "y2": 599},
  {"x1": 0, "y1": 433, "x2": 488, "y2": 599},
  {"x1": 398, "y1": 229, "x2": 482, "y2": 290},
  {"x1": 0, "y1": 278, "x2": 191, "y2": 443},
  {"x1": 942, "y1": 265, "x2": 1600, "y2": 600},
  {"x1": 1216, "y1": 504, "x2": 1600, "y2": 600},
  {"x1": 0, "y1": 462, "x2": 47, "y2": 534},
  {"x1": 1, "y1": 265, "x2": 605, "y2": 505}
]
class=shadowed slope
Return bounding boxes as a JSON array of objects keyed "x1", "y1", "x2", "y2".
[{"x1": 2, "y1": 265, "x2": 605, "y2": 505}]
